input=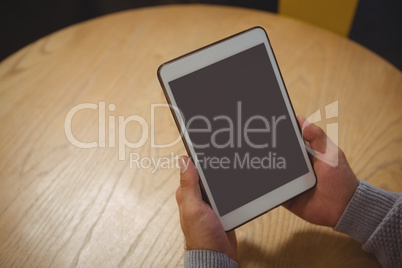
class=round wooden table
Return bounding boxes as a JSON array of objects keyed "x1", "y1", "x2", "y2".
[{"x1": 0, "y1": 4, "x2": 400, "y2": 267}]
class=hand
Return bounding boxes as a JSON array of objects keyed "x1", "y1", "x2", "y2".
[
  {"x1": 283, "y1": 116, "x2": 359, "y2": 227},
  {"x1": 176, "y1": 156, "x2": 237, "y2": 261}
]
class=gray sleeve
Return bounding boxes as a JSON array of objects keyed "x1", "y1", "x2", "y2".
[
  {"x1": 334, "y1": 180, "x2": 401, "y2": 267},
  {"x1": 184, "y1": 250, "x2": 238, "y2": 268}
]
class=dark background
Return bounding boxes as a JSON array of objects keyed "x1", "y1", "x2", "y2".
[{"x1": 0, "y1": 0, "x2": 401, "y2": 69}]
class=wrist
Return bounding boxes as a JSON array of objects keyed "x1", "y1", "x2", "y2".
[
  {"x1": 334, "y1": 180, "x2": 399, "y2": 243},
  {"x1": 184, "y1": 250, "x2": 238, "y2": 268}
]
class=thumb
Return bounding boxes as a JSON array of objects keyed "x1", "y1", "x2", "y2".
[
  {"x1": 178, "y1": 156, "x2": 202, "y2": 204},
  {"x1": 297, "y1": 115, "x2": 328, "y2": 155}
]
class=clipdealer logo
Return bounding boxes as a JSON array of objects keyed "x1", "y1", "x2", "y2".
[{"x1": 64, "y1": 100, "x2": 339, "y2": 172}]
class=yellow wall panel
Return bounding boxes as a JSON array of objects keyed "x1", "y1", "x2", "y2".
[{"x1": 279, "y1": 0, "x2": 359, "y2": 36}]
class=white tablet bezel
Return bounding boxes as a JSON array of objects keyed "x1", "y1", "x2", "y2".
[{"x1": 158, "y1": 27, "x2": 316, "y2": 231}]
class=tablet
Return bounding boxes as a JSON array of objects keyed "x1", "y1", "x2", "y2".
[{"x1": 157, "y1": 26, "x2": 316, "y2": 231}]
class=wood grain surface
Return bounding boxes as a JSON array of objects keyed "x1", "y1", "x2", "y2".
[{"x1": 0, "y1": 4, "x2": 401, "y2": 268}]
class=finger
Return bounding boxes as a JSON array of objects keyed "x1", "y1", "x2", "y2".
[
  {"x1": 296, "y1": 115, "x2": 305, "y2": 129},
  {"x1": 178, "y1": 156, "x2": 202, "y2": 204},
  {"x1": 297, "y1": 115, "x2": 327, "y2": 155},
  {"x1": 282, "y1": 199, "x2": 292, "y2": 210},
  {"x1": 227, "y1": 230, "x2": 237, "y2": 246},
  {"x1": 226, "y1": 230, "x2": 237, "y2": 260},
  {"x1": 175, "y1": 186, "x2": 182, "y2": 205}
]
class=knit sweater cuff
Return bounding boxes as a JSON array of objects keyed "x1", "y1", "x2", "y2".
[
  {"x1": 184, "y1": 250, "x2": 238, "y2": 268},
  {"x1": 334, "y1": 180, "x2": 399, "y2": 243}
]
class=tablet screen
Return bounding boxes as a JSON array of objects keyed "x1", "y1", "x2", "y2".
[{"x1": 169, "y1": 43, "x2": 309, "y2": 216}]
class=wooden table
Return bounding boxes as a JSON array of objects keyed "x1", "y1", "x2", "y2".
[{"x1": 0, "y1": 4, "x2": 400, "y2": 267}]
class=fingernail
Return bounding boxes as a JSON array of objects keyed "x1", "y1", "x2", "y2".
[{"x1": 179, "y1": 156, "x2": 187, "y2": 173}]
